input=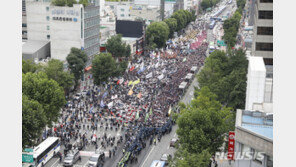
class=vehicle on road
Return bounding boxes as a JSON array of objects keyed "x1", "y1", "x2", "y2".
[
  {"x1": 87, "y1": 154, "x2": 104, "y2": 167},
  {"x1": 209, "y1": 20, "x2": 216, "y2": 29},
  {"x1": 160, "y1": 154, "x2": 172, "y2": 165},
  {"x1": 32, "y1": 137, "x2": 61, "y2": 167},
  {"x1": 209, "y1": 42, "x2": 216, "y2": 54},
  {"x1": 150, "y1": 160, "x2": 166, "y2": 167},
  {"x1": 63, "y1": 149, "x2": 81, "y2": 166},
  {"x1": 170, "y1": 138, "x2": 178, "y2": 147}
]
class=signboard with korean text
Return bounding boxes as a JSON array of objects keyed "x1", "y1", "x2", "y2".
[
  {"x1": 22, "y1": 153, "x2": 34, "y2": 163},
  {"x1": 227, "y1": 131, "x2": 235, "y2": 160}
]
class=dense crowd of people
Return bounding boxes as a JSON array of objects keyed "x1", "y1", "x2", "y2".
[{"x1": 42, "y1": 19, "x2": 209, "y2": 167}]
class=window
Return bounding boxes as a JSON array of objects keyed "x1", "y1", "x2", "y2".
[
  {"x1": 256, "y1": 42, "x2": 273, "y2": 51},
  {"x1": 46, "y1": 16, "x2": 50, "y2": 21},
  {"x1": 121, "y1": 8, "x2": 125, "y2": 12},
  {"x1": 257, "y1": 27, "x2": 273, "y2": 35},
  {"x1": 47, "y1": 35, "x2": 50, "y2": 39},
  {"x1": 110, "y1": 6, "x2": 114, "y2": 9},
  {"x1": 22, "y1": 31, "x2": 27, "y2": 35},
  {"x1": 47, "y1": 25, "x2": 50, "y2": 30},
  {"x1": 264, "y1": 58, "x2": 273, "y2": 66},
  {"x1": 260, "y1": 0, "x2": 273, "y2": 2},
  {"x1": 258, "y1": 11, "x2": 273, "y2": 19},
  {"x1": 22, "y1": 23, "x2": 27, "y2": 27},
  {"x1": 46, "y1": 6, "x2": 49, "y2": 11},
  {"x1": 267, "y1": 156, "x2": 273, "y2": 167},
  {"x1": 120, "y1": 14, "x2": 125, "y2": 17}
]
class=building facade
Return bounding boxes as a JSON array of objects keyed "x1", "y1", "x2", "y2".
[
  {"x1": 234, "y1": 109, "x2": 273, "y2": 167},
  {"x1": 22, "y1": 0, "x2": 28, "y2": 40},
  {"x1": 26, "y1": 0, "x2": 100, "y2": 61},
  {"x1": 252, "y1": 0, "x2": 273, "y2": 60}
]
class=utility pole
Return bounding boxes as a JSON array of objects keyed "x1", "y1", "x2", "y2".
[{"x1": 160, "y1": 0, "x2": 165, "y2": 21}]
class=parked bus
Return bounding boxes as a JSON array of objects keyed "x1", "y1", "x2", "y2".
[
  {"x1": 228, "y1": 0, "x2": 232, "y2": 4},
  {"x1": 33, "y1": 137, "x2": 61, "y2": 167},
  {"x1": 209, "y1": 20, "x2": 216, "y2": 29},
  {"x1": 150, "y1": 160, "x2": 166, "y2": 167}
]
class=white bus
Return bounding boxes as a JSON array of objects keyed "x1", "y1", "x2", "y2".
[{"x1": 33, "y1": 137, "x2": 61, "y2": 167}]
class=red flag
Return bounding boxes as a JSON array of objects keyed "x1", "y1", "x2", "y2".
[
  {"x1": 117, "y1": 80, "x2": 120, "y2": 85},
  {"x1": 129, "y1": 66, "x2": 135, "y2": 71}
]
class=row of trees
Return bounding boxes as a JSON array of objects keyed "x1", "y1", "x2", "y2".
[
  {"x1": 169, "y1": 87, "x2": 234, "y2": 166},
  {"x1": 146, "y1": 9, "x2": 196, "y2": 49},
  {"x1": 22, "y1": 60, "x2": 68, "y2": 147},
  {"x1": 51, "y1": 0, "x2": 89, "y2": 7},
  {"x1": 200, "y1": 0, "x2": 221, "y2": 11},
  {"x1": 223, "y1": 10, "x2": 242, "y2": 48},
  {"x1": 169, "y1": 49, "x2": 248, "y2": 166}
]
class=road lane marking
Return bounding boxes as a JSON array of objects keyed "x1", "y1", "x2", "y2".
[
  {"x1": 141, "y1": 145, "x2": 155, "y2": 167},
  {"x1": 50, "y1": 158, "x2": 59, "y2": 167}
]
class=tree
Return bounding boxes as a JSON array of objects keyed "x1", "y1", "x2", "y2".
[
  {"x1": 177, "y1": 87, "x2": 233, "y2": 154},
  {"x1": 43, "y1": 59, "x2": 74, "y2": 93},
  {"x1": 22, "y1": 59, "x2": 42, "y2": 74},
  {"x1": 171, "y1": 11, "x2": 187, "y2": 31},
  {"x1": 22, "y1": 72, "x2": 66, "y2": 126},
  {"x1": 22, "y1": 95, "x2": 47, "y2": 148},
  {"x1": 146, "y1": 21, "x2": 170, "y2": 48},
  {"x1": 164, "y1": 18, "x2": 178, "y2": 38},
  {"x1": 66, "y1": 47, "x2": 87, "y2": 87},
  {"x1": 92, "y1": 53, "x2": 118, "y2": 85},
  {"x1": 169, "y1": 148, "x2": 212, "y2": 167},
  {"x1": 106, "y1": 34, "x2": 131, "y2": 58}
]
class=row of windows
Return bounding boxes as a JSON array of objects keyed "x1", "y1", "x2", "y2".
[
  {"x1": 84, "y1": 27, "x2": 100, "y2": 39},
  {"x1": 84, "y1": 37, "x2": 100, "y2": 49},
  {"x1": 257, "y1": 26, "x2": 273, "y2": 35},
  {"x1": 84, "y1": 9, "x2": 100, "y2": 19},
  {"x1": 85, "y1": 45, "x2": 100, "y2": 56},
  {"x1": 260, "y1": 0, "x2": 273, "y2": 3},
  {"x1": 22, "y1": 23, "x2": 27, "y2": 27},
  {"x1": 258, "y1": 11, "x2": 273, "y2": 19},
  {"x1": 84, "y1": 18, "x2": 100, "y2": 28},
  {"x1": 256, "y1": 42, "x2": 273, "y2": 51}
]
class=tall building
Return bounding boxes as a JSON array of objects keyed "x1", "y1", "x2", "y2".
[
  {"x1": 252, "y1": 0, "x2": 273, "y2": 62},
  {"x1": 26, "y1": 0, "x2": 100, "y2": 62}
]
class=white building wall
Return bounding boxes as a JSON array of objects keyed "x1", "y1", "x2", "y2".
[
  {"x1": 26, "y1": 1, "x2": 51, "y2": 41},
  {"x1": 50, "y1": 5, "x2": 83, "y2": 61},
  {"x1": 116, "y1": 4, "x2": 131, "y2": 20},
  {"x1": 134, "y1": 0, "x2": 160, "y2": 6},
  {"x1": 245, "y1": 57, "x2": 266, "y2": 110}
]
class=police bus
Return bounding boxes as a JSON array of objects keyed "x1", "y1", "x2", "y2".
[
  {"x1": 209, "y1": 20, "x2": 216, "y2": 29},
  {"x1": 150, "y1": 160, "x2": 166, "y2": 167},
  {"x1": 33, "y1": 137, "x2": 61, "y2": 167}
]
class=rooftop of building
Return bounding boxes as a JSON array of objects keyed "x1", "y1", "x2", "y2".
[
  {"x1": 22, "y1": 40, "x2": 50, "y2": 54},
  {"x1": 236, "y1": 110, "x2": 273, "y2": 140}
]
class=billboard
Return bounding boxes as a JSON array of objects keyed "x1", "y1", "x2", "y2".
[{"x1": 116, "y1": 20, "x2": 143, "y2": 38}]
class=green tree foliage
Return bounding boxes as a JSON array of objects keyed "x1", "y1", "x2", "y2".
[
  {"x1": 146, "y1": 21, "x2": 170, "y2": 48},
  {"x1": 200, "y1": 0, "x2": 221, "y2": 11},
  {"x1": 22, "y1": 72, "x2": 66, "y2": 126},
  {"x1": 171, "y1": 11, "x2": 187, "y2": 31},
  {"x1": 79, "y1": 0, "x2": 89, "y2": 7},
  {"x1": 22, "y1": 59, "x2": 42, "y2": 74},
  {"x1": 52, "y1": 0, "x2": 78, "y2": 7},
  {"x1": 169, "y1": 148, "x2": 212, "y2": 167},
  {"x1": 22, "y1": 95, "x2": 47, "y2": 148},
  {"x1": 177, "y1": 87, "x2": 234, "y2": 154},
  {"x1": 106, "y1": 34, "x2": 131, "y2": 58},
  {"x1": 197, "y1": 49, "x2": 248, "y2": 110},
  {"x1": 44, "y1": 59, "x2": 74, "y2": 92},
  {"x1": 92, "y1": 53, "x2": 119, "y2": 85},
  {"x1": 236, "y1": 0, "x2": 246, "y2": 14},
  {"x1": 164, "y1": 18, "x2": 178, "y2": 38},
  {"x1": 66, "y1": 47, "x2": 88, "y2": 86},
  {"x1": 223, "y1": 10, "x2": 242, "y2": 48}
]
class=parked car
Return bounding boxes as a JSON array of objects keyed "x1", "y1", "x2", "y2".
[
  {"x1": 87, "y1": 154, "x2": 104, "y2": 167},
  {"x1": 63, "y1": 149, "x2": 81, "y2": 166},
  {"x1": 170, "y1": 138, "x2": 178, "y2": 147},
  {"x1": 160, "y1": 154, "x2": 172, "y2": 164}
]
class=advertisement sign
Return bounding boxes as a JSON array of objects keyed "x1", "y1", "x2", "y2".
[{"x1": 227, "y1": 131, "x2": 235, "y2": 160}]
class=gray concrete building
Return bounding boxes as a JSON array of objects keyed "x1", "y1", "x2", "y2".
[
  {"x1": 252, "y1": 0, "x2": 273, "y2": 61},
  {"x1": 234, "y1": 109, "x2": 273, "y2": 167},
  {"x1": 22, "y1": 40, "x2": 50, "y2": 60},
  {"x1": 26, "y1": 0, "x2": 100, "y2": 62},
  {"x1": 22, "y1": 0, "x2": 27, "y2": 40}
]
